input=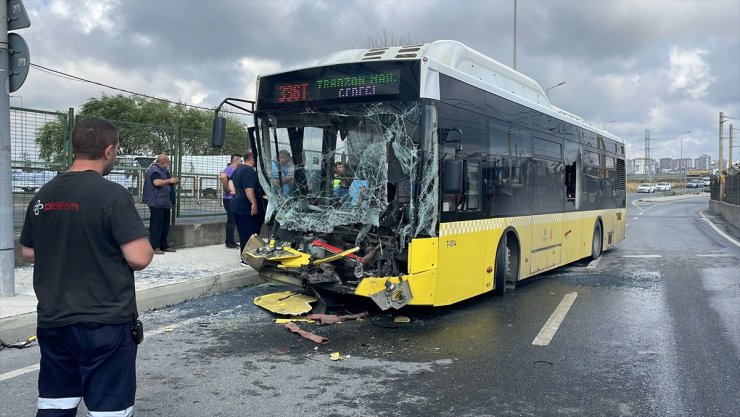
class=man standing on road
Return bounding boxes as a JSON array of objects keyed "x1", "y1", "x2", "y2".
[
  {"x1": 220, "y1": 154, "x2": 242, "y2": 248},
  {"x1": 231, "y1": 149, "x2": 265, "y2": 258},
  {"x1": 142, "y1": 154, "x2": 179, "y2": 254},
  {"x1": 20, "y1": 118, "x2": 154, "y2": 417}
]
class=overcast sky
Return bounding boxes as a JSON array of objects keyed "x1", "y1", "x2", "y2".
[{"x1": 14, "y1": 0, "x2": 740, "y2": 163}]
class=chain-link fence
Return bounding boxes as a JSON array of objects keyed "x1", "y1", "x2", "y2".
[
  {"x1": 709, "y1": 166, "x2": 740, "y2": 205},
  {"x1": 10, "y1": 107, "x2": 70, "y2": 231},
  {"x1": 10, "y1": 107, "x2": 234, "y2": 232},
  {"x1": 710, "y1": 165, "x2": 740, "y2": 205}
]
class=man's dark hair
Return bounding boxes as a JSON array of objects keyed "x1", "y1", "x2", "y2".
[
  {"x1": 244, "y1": 149, "x2": 254, "y2": 161},
  {"x1": 72, "y1": 118, "x2": 119, "y2": 160},
  {"x1": 231, "y1": 154, "x2": 242, "y2": 163}
]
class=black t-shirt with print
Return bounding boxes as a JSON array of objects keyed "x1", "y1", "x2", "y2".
[{"x1": 20, "y1": 170, "x2": 149, "y2": 328}]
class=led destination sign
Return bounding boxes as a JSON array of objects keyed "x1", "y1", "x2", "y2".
[
  {"x1": 257, "y1": 61, "x2": 420, "y2": 111},
  {"x1": 276, "y1": 69, "x2": 401, "y2": 103}
]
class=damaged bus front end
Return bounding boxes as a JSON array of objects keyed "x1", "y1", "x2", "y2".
[{"x1": 243, "y1": 60, "x2": 439, "y2": 310}]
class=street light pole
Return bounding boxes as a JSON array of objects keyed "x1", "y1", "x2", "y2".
[
  {"x1": 603, "y1": 120, "x2": 616, "y2": 130},
  {"x1": 680, "y1": 130, "x2": 690, "y2": 194},
  {"x1": 545, "y1": 81, "x2": 566, "y2": 98},
  {"x1": 513, "y1": 0, "x2": 517, "y2": 70}
]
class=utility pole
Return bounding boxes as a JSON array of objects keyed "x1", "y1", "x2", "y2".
[
  {"x1": 512, "y1": 0, "x2": 517, "y2": 70},
  {"x1": 730, "y1": 124, "x2": 734, "y2": 170},
  {"x1": 719, "y1": 112, "x2": 724, "y2": 173},
  {"x1": 719, "y1": 112, "x2": 724, "y2": 205},
  {"x1": 1, "y1": 0, "x2": 31, "y2": 297},
  {"x1": 645, "y1": 129, "x2": 652, "y2": 183}
]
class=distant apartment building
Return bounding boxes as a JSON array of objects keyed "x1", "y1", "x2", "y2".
[
  {"x1": 675, "y1": 157, "x2": 693, "y2": 170},
  {"x1": 629, "y1": 158, "x2": 657, "y2": 175},
  {"x1": 659, "y1": 158, "x2": 673, "y2": 171},
  {"x1": 695, "y1": 154, "x2": 711, "y2": 170}
]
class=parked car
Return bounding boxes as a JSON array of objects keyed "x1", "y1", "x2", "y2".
[
  {"x1": 703, "y1": 177, "x2": 711, "y2": 186},
  {"x1": 655, "y1": 182, "x2": 671, "y2": 191},
  {"x1": 636, "y1": 183, "x2": 655, "y2": 193},
  {"x1": 687, "y1": 180, "x2": 703, "y2": 188}
]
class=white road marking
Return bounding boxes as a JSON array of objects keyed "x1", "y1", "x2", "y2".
[
  {"x1": 697, "y1": 254, "x2": 735, "y2": 258},
  {"x1": 0, "y1": 305, "x2": 245, "y2": 382},
  {"x1": 699, "y1": 210, "x2": 740, "y2": 248},
  {"x1": 586, "y1": 258, "x2": 600, "y2": 269},
  {"x1": 532, "y1": 292, "x2": 578, "y2": 346},
  {"x1": 0, "y1": 364, "x2": 39, "y2": 382},
  {"x1": 624, "y1": 255, "x2": 662, "y2": 258}
]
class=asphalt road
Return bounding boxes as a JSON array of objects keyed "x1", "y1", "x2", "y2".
[{"x1": 2, "y1": 195, "x2": 738, "y2": 417}]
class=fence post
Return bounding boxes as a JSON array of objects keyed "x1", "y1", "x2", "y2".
[
  {"x1": 172, "y1": 125, "x2": 182, "y2": 225},
  {"x1": 64, "y1": 107, "x2": 75, "y2": 168}
]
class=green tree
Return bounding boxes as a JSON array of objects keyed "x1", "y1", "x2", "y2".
[
  {"x1": 35, "y1": 94, "x2": 250, "y2": 162},
  {"x1": 35, "y1": 113, "x2": 71, "y2": 164}
]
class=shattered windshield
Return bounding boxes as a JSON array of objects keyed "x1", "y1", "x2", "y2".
[{"x1": 256, "y1": 101, "x2": 438, "y2": 239}]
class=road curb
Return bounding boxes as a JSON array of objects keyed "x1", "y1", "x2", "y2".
[{"x1": 0, "y1": 269, "x2": 263, "y2": 344}]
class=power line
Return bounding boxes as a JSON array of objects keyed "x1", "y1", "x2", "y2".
[{"x1": 30, "y1": 63, "x2": 223, "y2": 113}]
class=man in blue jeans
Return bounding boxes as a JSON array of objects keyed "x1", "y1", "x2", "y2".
[
  {"x1": 220, "y1": 154, "x2": 242, "y2": 248},
  {"x1": 20, "y1": 118, "x2": 153, "y2": 416}
]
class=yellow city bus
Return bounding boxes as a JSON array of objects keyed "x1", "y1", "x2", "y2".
[{"x1": 223, "y1": 40, "x2": 626, "y2": 310}]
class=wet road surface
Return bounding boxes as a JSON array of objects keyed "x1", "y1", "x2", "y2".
[{"x1": 2, "y1": 196, "x2": 738, "y2": 416}]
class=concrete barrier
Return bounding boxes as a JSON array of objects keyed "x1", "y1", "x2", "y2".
[
  {"x1": 15, "y1": 220, "x2": 228, "y2": 266},
  {"x1": 709, "y1": 200, "x2": 740, "y2": 230},
  {"x1": 0, "y1": 268, "x2": 262, "y2": 343}
]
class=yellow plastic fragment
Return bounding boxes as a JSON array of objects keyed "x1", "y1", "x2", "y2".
[
  {"x1": 330, "y1": 352, "x2": 342, "y2": 361},
  {"x1": 275, "y1": 318, "x2": 315, "y2": 324},
  {"x1": 254, "y1": 291, "x2": 317, "y2": 316},
  {"x1": 394, "y1": 316, "x2": 411, "y2": 323},
  {"x1": 164, "y1": 326, "x2": 173, "y2": 332},
  {"x1": 313, "y1": 247, "x2": 360, "y2": 265}
]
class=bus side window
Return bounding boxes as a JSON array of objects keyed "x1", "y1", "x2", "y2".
[
  {"x1": 464, "y1": 162, "x2": 481, "y2": 211},
  {"x1": 442, "y1": 159, "x2": 463, "y2": 212}
]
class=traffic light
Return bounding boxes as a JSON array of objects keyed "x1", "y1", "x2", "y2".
[{"x1": 6, "y1": 0, "x2": 31, "y2": 93}]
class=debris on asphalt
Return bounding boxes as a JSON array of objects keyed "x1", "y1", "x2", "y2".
[
  {"x1": 284, "y1": 322, "x2": 330, "y2": 344},
  {"x1": 0, "y1": 335, "x2": 37, "y2": 349},
  {"x1": 254, "y1": 291, "x2": 317, "y2": 315},
  {"x1": 329, "y1": 352, "x2": 350, "y2": 361},
  {"x1": 307, "y1": 311, "x2": 369, "y2": 325},
  {"x1": 275, "y1": 317, "x2": 315, "y2": 324},
  {"x1": 393, "y1": 316, "x2": 411, "y2": 323},
  {"x1": 164, "y1": 326, "x2": 173, "y2": 332}
]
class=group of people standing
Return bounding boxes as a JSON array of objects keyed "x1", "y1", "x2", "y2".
[
  {"x1": 221, "y1": 150, "x2": 265, "y2": 260},
  {"x1": 141, "y1": 149, "x2": 268, "y2": 262}
]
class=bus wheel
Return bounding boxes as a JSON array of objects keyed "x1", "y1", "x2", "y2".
[
  {"x1": 590, "y1": 221, "x2": 603, "y2": 260},
  {"x1": 494, "y1": 234, "x2": 512, "y2": 296}
]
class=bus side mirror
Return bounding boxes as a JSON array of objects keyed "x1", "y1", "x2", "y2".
[
  {"x1": 211, "y1": 116, "x2": 226, "y2": 148},
  {"x1": 443, "y1": 159, "x2": 464, "y2": 194}
]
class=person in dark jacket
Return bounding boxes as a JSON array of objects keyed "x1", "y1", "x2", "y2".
[{"x1": 142, "y1": 154, "x2": 179, "y2": 254}]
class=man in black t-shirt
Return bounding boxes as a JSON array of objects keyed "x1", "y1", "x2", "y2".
[
  {"x1": 231, "y1": 149, "x2": 265, "y2": 255},
  {"x1": 20, "y1": 118, "x2": 153, "y2": 417}
]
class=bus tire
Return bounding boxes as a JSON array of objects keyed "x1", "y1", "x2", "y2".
[
  {"x1": 590, "y1": 221, "x2": 603, "y2": 261},
  {"x1": 494, "y1": 233, "x2": 515, "y2": 296}
]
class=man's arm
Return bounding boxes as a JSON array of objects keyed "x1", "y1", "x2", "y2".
[
  {"x1": 121, "y1": 236, "x2": 154, "y2": 271},
  {"x1": 246, "y1": 188, "x2": 258, "y2": 215},
  {"x1": 153, "y1": 177, "x2": 177, "y2": 187},
  {"x1": 21, "y1": 245, "x2": 34, "y2": 263}
]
